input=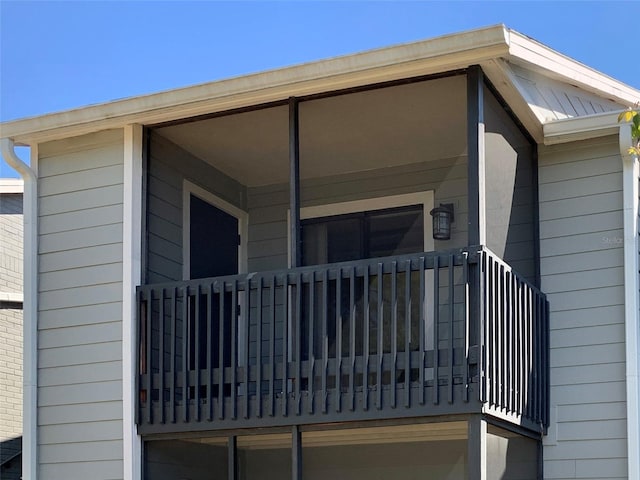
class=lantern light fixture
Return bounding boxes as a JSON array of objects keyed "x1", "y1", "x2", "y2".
[{"x1": 430, "y1": 203, "x2": 455, "y2": 240}]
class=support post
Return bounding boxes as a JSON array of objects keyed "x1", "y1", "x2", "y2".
[
  {"x1": 228, "y1": 435, "x2": 237, "y2": 480},
  {"x1": 468, "y1": 414, "x2": 487, "y2": 480},
  {"x1": 289, "y1": 97, "x2": 302, "y2": 268},
  {"x1": 292, "y1": 425, "x2": 302, "y2": 480},
  {"x1": 467, "y1": 65, "x2": 486, "y2": 246}
]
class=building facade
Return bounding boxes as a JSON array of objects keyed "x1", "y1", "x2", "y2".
[
  {"x1": 1, "y1": 26, "x2": 639, "y2": 480},
  {"x1": 0, "y1": 179, "x2": 24, "y2": 480}
]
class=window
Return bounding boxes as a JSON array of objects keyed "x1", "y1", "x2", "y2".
[
  {"x1": 301, "y1": 204, "x2": 424, "y2": 266},
  {"x1": 296, "y1": 191, "x2": 434, "y2": 266}
]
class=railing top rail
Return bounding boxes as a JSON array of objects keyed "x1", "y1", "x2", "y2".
[
  {"x1": 138, "y1": 246, "x2": 480, "y2": 293},
  {"x1": 478, "y1": 245, "x2": 546, "y2": 297}
]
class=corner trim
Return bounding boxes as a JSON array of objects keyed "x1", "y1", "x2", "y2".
[
  {"x1": 620, "y1": 123, "x2": 640, "y2": 480},
  {"x1": 123, "y1": 124, "x2": 143, "y2": 480}
]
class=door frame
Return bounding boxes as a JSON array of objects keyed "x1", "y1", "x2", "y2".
[{"x1": 182, "y1": 179, "x2": 248, "y2": 280}]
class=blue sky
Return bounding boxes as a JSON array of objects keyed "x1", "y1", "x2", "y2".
[{"x1": 1, "y1": 1, "x2": 639, "y2": 176}]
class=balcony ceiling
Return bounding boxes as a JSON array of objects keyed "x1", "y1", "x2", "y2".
[{"x1": 156, "y1": 75, "x2": 467, "y2": 187}]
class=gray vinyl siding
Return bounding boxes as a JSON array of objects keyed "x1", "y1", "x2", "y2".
[
  {"x1": 538, "y1": 135, "x2": 627, "y2": 479},
  {"x1": 247, "y1": 155, "x2": 469, "y2": 272},
  {"x1": 146, "y1": 132, "x2": 246, "y2": 283},
  {"x1": 37, "y1": 129, "x2": 125, "y2": 480},
  {"x1": 484, "y1": 85, "x2": 537, "y2": 283},
  {"x1": 146, "y1": 132, "x2": 468, "y2": 277}
]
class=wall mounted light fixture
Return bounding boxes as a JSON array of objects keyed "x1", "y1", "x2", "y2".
[{"x1": 430, "y1": 203, "x2": 454, "y2": 240}]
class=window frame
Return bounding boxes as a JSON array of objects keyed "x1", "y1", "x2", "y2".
[
  {"x1": 182, "y1": 179, "x2": 249, "y2": 280},
  {"x1": 290, "y1": 191, "x2": 435, "y2": 266}
]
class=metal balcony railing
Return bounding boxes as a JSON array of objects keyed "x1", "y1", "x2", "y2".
[{"x1": 137, "y1": 246, "x2": 548, "y2": 434}]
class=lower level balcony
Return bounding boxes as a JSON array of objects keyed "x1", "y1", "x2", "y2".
[{"x1": 136, "y1": 246, "x2": 549, "y2": 435}]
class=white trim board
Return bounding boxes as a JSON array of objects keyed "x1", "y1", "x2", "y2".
[
  {"x1": 182, "y1": 179, "x2": 248, "y2": 280},
  {"x1": 123, "y1": 124, "x2": 143, "y2": 480},
  {"x1": 0, "y1": 178, "x2": 24, "y2": 193}
]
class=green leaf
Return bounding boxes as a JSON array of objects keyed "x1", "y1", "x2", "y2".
[{"x1": 618, "y1": 110, "x2": 636, "y2": 123}]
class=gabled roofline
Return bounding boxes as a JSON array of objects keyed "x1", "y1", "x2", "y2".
[
  {"x1": 1, "y1": 26, "x2": 510, "y2": 145},
  {"x1": 1, "y1": 25, "x2": 638, "y2": 146},
  {"x1": 507, "y1": 30, "x2": 639, "y2": 106}
]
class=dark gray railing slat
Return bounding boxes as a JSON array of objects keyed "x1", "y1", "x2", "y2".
[
  {"x1": 195, "y1": 285, "x2": 201, "y2": 421},
  {"x1": 322, "y1": 269, "x2": 329, "y2": 413},
  {"x1": 391, "y1": 261, "x2": 398, "y2": 409},
  {"x1": 295, "y1": 273, "x2": 302, "y2": 415},
  {"x1": 349, "y1": 266, "x2": 356, "y2": 412},
  {"x1": 218, "y1": 281, "x2": 226, "y2": 420},
  {"x1": 282, "y1": 274, "x2": 289, "y2": 418},
  {"x1": 404, "y1": 259, "x2": 411, "y2": 408},
  {"x1": 230, "y1": 282, "x2": 238, "y2": 420},
  {"x1": 335, "y1": 267, "x2": 342, "y2": 413},
  {"x1": 170, "y1": 287, "x2": 177, "y2": 423},
  {"x1": 256, "y1": 277, "x2": 263, "y2": 418},
  {"x1": 307, "y1": 272, "x2": 315, "y2": 415},
  {"x1": 462, "y1": 252, "x2": 469, "y2": 403},
  {"x1": 244, "y1": 285, "x2": 250, "y2": 420},
  {"x1": 145, "y1": 290, "x2": 152, "y2": 424},
  {"x1": 363, "y1": 266, "x2": 370, "y2": 411},
  {"x1": 182, "y1": 287, "x2": 188, "y2": 423},
  {"x1": 376, "y1": 262, "x2": 383, "y2": 410},
  {"x1": 158, "y1": 288, "x2": 165, "y2": 424},
  {"x1": 419, "y1": 256, "x2": 426, "y2": 406},
  {"x1": 433, "y1": 255, "x2": 440, "y2": 406},
  {"x1": 448, "y1": 254, "x2": 454, "y2": 405},
  {"x1": 269, "y1": 275, "x2": 276, "y2": 417}
]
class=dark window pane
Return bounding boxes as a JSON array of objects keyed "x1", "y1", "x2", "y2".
[
  {"x1": 190, "y1": 194, "x2": 238, "y2": 279},
  {"x1": 301, "y1": 204, "x2": 423, "y2": 266},
  {"x1": 369, "y1": 207, "x2": 423, "y2": 257}
]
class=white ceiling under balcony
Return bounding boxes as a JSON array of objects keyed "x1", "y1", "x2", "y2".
[{"x1": 156, "y1": 75, "x2": 467, "y2": 187}]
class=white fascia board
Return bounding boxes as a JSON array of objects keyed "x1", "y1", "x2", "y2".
[
  {"x1": 507, "y1": 30, "x2": 640, "y2": 106},
  {"x1": 479, "y1": 58, "x2": 544, "y2": 143},
  {"x1": 0, "y1": 178, "x2": 24, "y2": 193},
  {"x1": 0, "y1": 26, "x2": 510, "y2": 145},
  {"x1": 543, "y1": 110, "x2": 623, "y2": 145}
]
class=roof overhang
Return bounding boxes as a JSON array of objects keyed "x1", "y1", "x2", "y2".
[
  {"x1": 543, "y1": 110, "x2": 623, "y2": 145},
  {"x1": 0, "y1": 25, "x2": 638, "y2": 146},
  {"x1": 1, "y1": 26, "x2": 510, "y2": 145}
]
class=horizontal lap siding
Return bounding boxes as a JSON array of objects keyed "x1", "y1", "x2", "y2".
[
  {"x1": 538, "y1": 135, "x2": 627, "y2": 479},
  {"x1": 146, "y1": 132, "x2": 246, "y2": 283},
  {"x1": 37, "y1": 129, "x2": 125, "y2": 480},
  {"x1": 247, "y1": 156, "x2": 468, "y2": 272}
]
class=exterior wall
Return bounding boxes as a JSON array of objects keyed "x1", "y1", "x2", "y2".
[
  {"x1": 538, "y1": 135, "x2": 627, "y2": 479},
  {"x1": 0, "y1": 188, "x2": 23, "y2": 480},
  {"x1": 37, "y1": 129, "x2": 125, "y2": 479},
  {"x1": 146, "y1": 132, "x2": 246, "y2": 283},
  {"x1": 147, "y1": 133, "x2": 468, "y2": 278},
  {"x1": 247, "y1": 155, "x2": 468, "y2": 272},
  {"x1": 484, "y1": 85, "x2": 537, "y2": 283}
]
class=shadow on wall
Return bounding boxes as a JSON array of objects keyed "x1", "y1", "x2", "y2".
[{"x1": 0, "y1": 435, "x2": 22, "y2": 480}]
